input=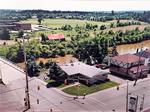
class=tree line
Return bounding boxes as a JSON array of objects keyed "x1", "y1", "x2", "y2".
[{"x1": 1, "y1": 10, "x2": 150, "y2": 23}]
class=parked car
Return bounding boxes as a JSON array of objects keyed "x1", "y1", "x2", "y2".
[{"x1": 95, "y1": 64, "x2": 109, "y2": 69}]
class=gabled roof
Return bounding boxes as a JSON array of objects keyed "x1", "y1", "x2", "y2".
[
  {"x1": 59, "y1": 62, "x2": 108, "y2": 78},
  {"x1": 135, "y1": 49, "x2": 150, "y2": 58},
  {"x1": 48, "y1": 34, "x2": 65, "y2": 40}
]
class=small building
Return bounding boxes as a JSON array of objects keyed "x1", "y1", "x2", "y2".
[
  {"x1": 59, "y1": 62, "x2": 109, "y2": 85},
  {"x1": 110, "y1": 54, "x2": 149, "y2": 80},
  {"x1": 14, "y1": 23, "x2": 32, "y2": 30},
  {"x1": 0, "y1": 20, "x2": 31, "y2": 31},
  {"x1": 135, "y1": 49, "x2": 150, "y2": 72},
  {"x1": 48, "y1": 34, "x2": 65, "y2": 41}
]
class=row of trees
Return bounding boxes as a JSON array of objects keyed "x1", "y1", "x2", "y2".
[
  {"x1": 1, "y1": 10, "x2": 150, "y2": 23},
  {"x1": 116, "y1": 20, "x2": 141, "y2": 27},
  {"x1": 55, "y1": 21, "x2": 141, "y2": 32}
]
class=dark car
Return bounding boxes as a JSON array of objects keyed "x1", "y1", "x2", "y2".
[{"x1": 95, "y1": 64, "x2": 109, "y2": 69}]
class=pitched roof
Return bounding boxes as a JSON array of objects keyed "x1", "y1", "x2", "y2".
[
  {"x1": 135, "y1": 49, "x2": 150, "y2": 58},
  {"x1": 112, "y1": 54, "x2": 145, "y2": 64},
  {"x1": 48, "y1": 34, "x2": 65, "y2": 40},
  {"x1": 60, "y1": 62, "x2": 108, "y2": 78}
]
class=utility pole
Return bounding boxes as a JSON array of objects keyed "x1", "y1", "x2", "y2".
[
  {"x1": 126, "y1": 81, "x2": 129, "y2": 112},
  {"x1": 133, "y1": 55, "x2": 141, "y2": 86},
  {"x1": 23, "y1": 34, "x2": 31, "y2": 111},
  {"x1": 140, "y1": 94, "x2": 145, "y2": 111},
  {"x1": 134, "y1": 44, "x2": 143, "y2": 86},
  {"x1": 0, "y1": 68, "x2": 3, "y2": 84},
  {"x1": 77, "y1": 76, "x2": 79, "y2": 99}
]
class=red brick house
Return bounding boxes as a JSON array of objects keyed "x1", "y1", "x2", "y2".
[
  {"x1": 48, "y1": 34, "x2": 65, "y2": 41},
  {"x1": 110, "y1": 54, "x2": 149, "y2": 80}
]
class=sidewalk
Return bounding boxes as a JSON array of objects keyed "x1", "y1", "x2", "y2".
[
  {"x1": 60, "y1": 82, "x2": 80, "y2": 90},
  {"x1": 108, "y1": 74, "x2": 128, "y2": 84}
]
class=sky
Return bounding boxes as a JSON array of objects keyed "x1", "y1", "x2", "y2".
[{"x1": 0, "y1": 0, "x2": 150, "y2": 11}]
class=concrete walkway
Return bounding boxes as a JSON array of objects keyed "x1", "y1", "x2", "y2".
[
  {"x1": 60, "y1": 82, "x2": 80, "y2": 90},
  {"x1": 108, "y1": 74, "x2": 129, "y2": 84}
]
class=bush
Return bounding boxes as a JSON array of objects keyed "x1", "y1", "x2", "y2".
[{"x1": 39, "y1": 61, "x2": 44, "y2": 68}]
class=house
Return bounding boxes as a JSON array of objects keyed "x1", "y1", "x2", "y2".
[
  {"x1": 135, "y1": 49, "x2": 150, "y2": 72},
  {"x1": 48, "y1": 34, "x2": 65, "y2": 41},
  {"x1": 59, "y1": 62, "x2": 109, "y2": 85},
  {"x1": 110, "y1": 54, "x2": 149, "y2": 80}
]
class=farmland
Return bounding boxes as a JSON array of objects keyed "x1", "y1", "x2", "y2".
[
  {"x1": 21, "y1": 18, "x2": 110, "y2": 28},
  {"x1": 21, "y1": 18, "x2": 150, "y2": 39}
]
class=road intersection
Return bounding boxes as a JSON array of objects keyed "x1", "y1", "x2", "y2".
[{"x1": 0, "y1": 57, "x2": 150, "y2": 112}]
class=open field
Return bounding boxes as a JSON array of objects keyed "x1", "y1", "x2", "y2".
[
  {"x1": 104, "y1": 24, "x2": 150, "y2": 32},
  {"x1": 21, "y1": 18, "x2": 111, "y2": 28},
  {"x1": 21, "y1": 19, "x2": 150, "y2": 38},
  {"x1": 63, "y1": 81, "x2": 119, "y2": 96},
  {"x1": 107, "y1": 19, "x2": 148, "y2": 25},
  {"x1": 36, "y1": 55, "x2": 77, "y2": 64},
  {"x1": 0, "y1": 40, "x2": 16, "y2": 45}
]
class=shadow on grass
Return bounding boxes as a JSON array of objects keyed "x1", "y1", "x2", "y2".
[{"x1": 46, "y1": 81, "x2": 63, "y2": 88}]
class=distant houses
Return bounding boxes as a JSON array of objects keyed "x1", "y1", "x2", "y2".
[
  {"x1": 109, "y1": 54, "x2": 149, "y2": 80},
  {"x1": 48, "y1": 34, "x2": 65, "y2": 41},
  {"x1": 59, "y1": 62, "x2": 109, "y2": 85}
]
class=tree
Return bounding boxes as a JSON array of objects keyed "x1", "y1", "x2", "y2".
[
  {"x1": 27, "y1": 59, "x2": 40, "y2": 77},
  {"x1": 111, "y1": 10, "x2": 115, "y2": 16},
  {"x1": 40, "y1": 33, "x2": 48, "y2": 42},
  {"x1": 16, "y1": 46, "x2": 24, "y2": 63},
  {"x1": 0, "y1": 29, "x2": 10, "y2": 40},
  {"x1": 37, "y1": 15, "x2": 43, "y2": 25},
  {"x1": 110, "y1": 23, "x2": 114, "y2": 28},
  {"x1": 112, "y1": 46, "x2": 118, "y2": 57},
  {"x1": 48, "y1": 62, "x2": 67, "y2": 81},
  {"x1": 100, "y1": 25, "x2": 106, "y2": 30},
  {"x1": 61, "y1": 24, "x2": 73, "y2": 30},
  {"x1": 18, "y1": 30, "x2": 24, "y2": 38}
]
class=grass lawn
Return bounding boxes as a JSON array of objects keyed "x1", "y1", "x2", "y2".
[
  {"x1": 21, "y1": 18, "x2": 110, "y2": 28},
  {"x1": 63, "y1": 81, "x2": 119, "y2": 96}
]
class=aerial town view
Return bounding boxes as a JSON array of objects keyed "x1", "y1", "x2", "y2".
[{"x1": 0, "y1": 0, "x2": 150, "y2": 112}]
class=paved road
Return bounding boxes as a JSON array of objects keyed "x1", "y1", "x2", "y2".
[{"x1": 1, "y1": 57, "x2": 150, "y2": 112}]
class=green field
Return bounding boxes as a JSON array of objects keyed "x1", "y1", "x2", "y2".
[
  {"x1": 63, "y1": 81, "x2": 119, "y2": 96},
  {"x1": 21, "y1": 18, "x2": 150, "y2": 38},
  {"x1": 21, "y1": 18, "x2": 110, "y2": 28}
]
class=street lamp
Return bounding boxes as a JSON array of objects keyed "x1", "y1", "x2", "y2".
[{"x1": 22, "y1": 33, "x2": 31, "y2": 111}]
